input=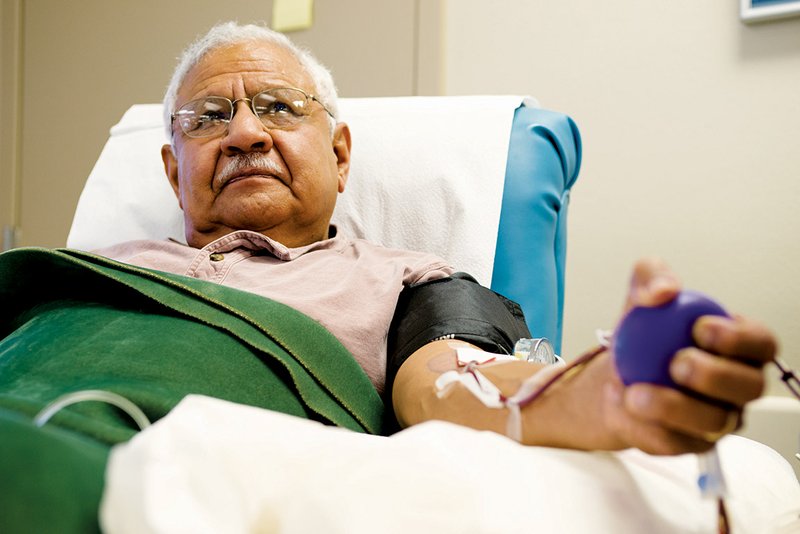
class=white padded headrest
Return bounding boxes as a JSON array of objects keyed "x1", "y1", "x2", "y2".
[{"x1": 68, "y1": 96, "x2": 535, "y2": 285}]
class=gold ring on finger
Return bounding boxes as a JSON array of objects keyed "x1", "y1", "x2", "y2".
[{"x1": 701, "y1": 410, "x2": 740, "y2": 443}]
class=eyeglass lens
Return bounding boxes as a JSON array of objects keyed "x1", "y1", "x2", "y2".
[{"x1": 175, "y1": 88, "x2": 313, "y2": 138}]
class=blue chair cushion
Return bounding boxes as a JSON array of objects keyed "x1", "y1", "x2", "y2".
[{"x1": 491, "y1": 107, "x2": 582, "y2": 354}]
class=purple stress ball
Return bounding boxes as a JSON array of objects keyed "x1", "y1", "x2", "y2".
[{"x1": 612, "y1": 290, "x2": 730, "y2": 388}]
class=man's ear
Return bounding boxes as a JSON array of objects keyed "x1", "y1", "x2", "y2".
[
  {"x1": 332, "y1": 122, "x2": 351, "y2": 193},
  {"x1": 161, "y1": 144, "x2": 183, "y2": 208}
]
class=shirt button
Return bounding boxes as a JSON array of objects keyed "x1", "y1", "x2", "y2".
[{"x1": 209, "y1": 253, "x2": 224, "y2": 262}]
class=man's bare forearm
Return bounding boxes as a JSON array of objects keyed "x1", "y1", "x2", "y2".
[{"x1": 392, "y1": 339, "x2": 624, "y2": 450}]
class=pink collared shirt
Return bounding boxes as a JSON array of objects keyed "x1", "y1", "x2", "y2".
[{"x1": 95, "y1": 230, "x2": 454, "y2": 393}]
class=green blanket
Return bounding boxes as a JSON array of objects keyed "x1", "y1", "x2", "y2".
[{"x1": 0, "y1": 247, "x2": 385, "y2": 533}]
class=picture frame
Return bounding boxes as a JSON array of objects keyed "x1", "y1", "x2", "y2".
[{"x1": 740, "y1": 0, "x2": 800, "y2": 23}]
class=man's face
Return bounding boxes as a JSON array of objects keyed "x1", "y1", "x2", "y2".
[{"x1": 162, "y1": 41, "x2": 351, "y2": 248}]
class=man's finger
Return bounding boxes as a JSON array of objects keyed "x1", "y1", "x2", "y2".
[
  {"x1": 621, "y1": 383, "x2": 737, "y2": 450},
  {"x1": 626, "y1": 257, "x2": 681, "y2": 310},
  {"x1": 670, "y1": 348, "x2": 765, "y2": 406},
  {"x1": 693, "y1": 315, "x2": 778, "y2": 366},
  {"x1": 604, "y1": 383, "x2": 714, "y2": 454}
]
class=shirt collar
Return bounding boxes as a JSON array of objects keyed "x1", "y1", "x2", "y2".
[{"x1": 199, "y1": 226, "x2": 342, "y2": 261}]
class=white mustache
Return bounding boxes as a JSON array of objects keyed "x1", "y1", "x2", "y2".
[{"x1": 216, "y1": 154, "x2": 283, "y2": 188}]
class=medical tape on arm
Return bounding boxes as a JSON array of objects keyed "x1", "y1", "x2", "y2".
[
  {"x1": 434, "y1": 347, "x2": 565, "y2": 441},
  {"x1": 434, "y1": 345, "x2": 605, "y2": 442}
]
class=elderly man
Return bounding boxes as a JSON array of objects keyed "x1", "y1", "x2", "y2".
[
  {"x1": 133, "y1": 22, "x2": 777, "y2": 451},
  {"x1": 0, "y1": 21, "x2": 778, "y2": 532},
  {"x1": 97, "y1": 22, "x2": 776, "y2": 451}
]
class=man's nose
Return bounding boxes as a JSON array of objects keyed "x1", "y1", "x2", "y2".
[{"x1": 221, "y1": 101, "x2": 274, "y2": 155}]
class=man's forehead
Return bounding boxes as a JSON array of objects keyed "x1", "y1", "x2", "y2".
[{"x1": 179, "y1": 41, "x2": 314, "y2": 99}]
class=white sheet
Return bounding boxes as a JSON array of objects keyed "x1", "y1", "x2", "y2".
[{"x1": 100, "y1": 395, "x2": 800, "y2": 534}]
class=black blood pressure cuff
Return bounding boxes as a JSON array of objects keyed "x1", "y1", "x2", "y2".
[{"x1": 385, "y1": 272, "x2": 532, "y2": 425}]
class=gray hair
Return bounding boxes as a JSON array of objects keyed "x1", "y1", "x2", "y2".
[{"x1": 163, "y1": 21, "x2": 340, "y2": 139}]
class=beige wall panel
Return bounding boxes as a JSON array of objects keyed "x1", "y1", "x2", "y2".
[
  {"x1": 1, "y1": 0, "x2": 22, "y2": 249},
  {"x1": 0, "y1": 1, "x2": 8, "y2": 228},
  {"x1": 415, "y1": 0, "x2": 445, "y2": 95},
  {"x1": 445, "y1": 1, "x2": 800, "y2": 394},
  {"x1": 18, "y1": 0, "x2": 422, "y2": 248},
  {"x1": 288, "y1": 0, "x2": 417, "y2": 97}
]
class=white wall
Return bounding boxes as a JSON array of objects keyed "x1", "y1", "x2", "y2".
[{"x1": 444, "y1": 1, "x2": 800, "y2": 395}]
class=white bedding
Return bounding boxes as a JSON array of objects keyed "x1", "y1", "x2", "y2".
[{"x1": 100, "y1": 395, "x2": 800, "y2": 534}]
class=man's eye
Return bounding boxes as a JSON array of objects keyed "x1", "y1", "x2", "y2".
[
  {"x1": 199, "y1": 110, "x2": 229, "y2": 123},
  {"x1": 256, "y1": 101, "x2": 299, "y2": 116}
]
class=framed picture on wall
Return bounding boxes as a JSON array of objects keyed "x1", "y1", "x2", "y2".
[{"x1": 741, "y1": 0, "x2": 800, "y2": 22}]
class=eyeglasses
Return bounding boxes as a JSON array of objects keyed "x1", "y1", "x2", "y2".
[{"x1": 171, "y1": 87, "x2": 334, "y2": 138}]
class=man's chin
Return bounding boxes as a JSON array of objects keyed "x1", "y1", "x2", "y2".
[{"x1": 216, "y1": 186, "x2": 290, "y2": 215}]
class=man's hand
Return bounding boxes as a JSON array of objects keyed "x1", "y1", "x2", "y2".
[{"x1": 599, "y1": 258, "x2": 778, "y2": 454}]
